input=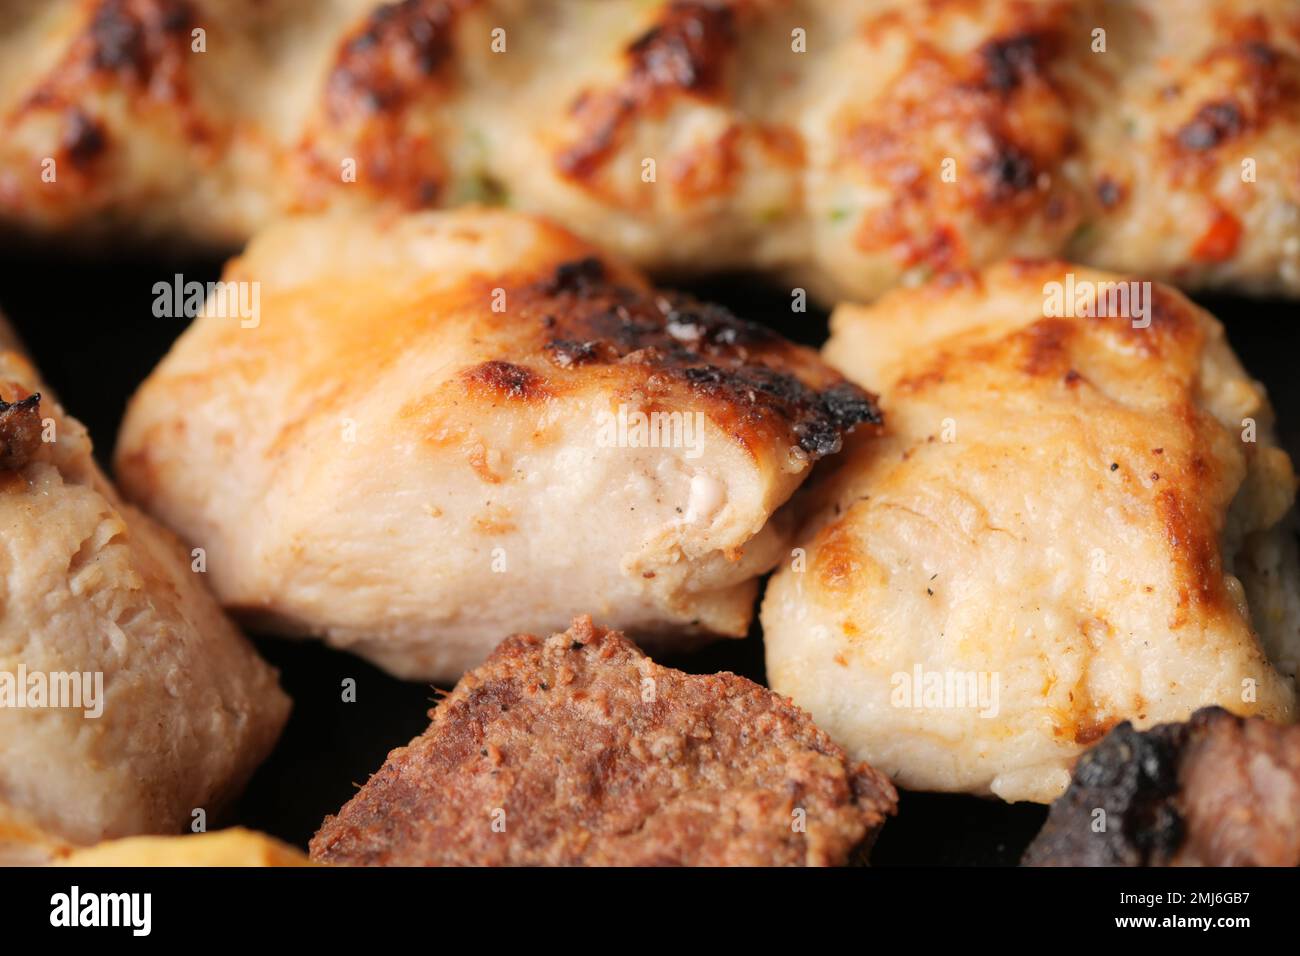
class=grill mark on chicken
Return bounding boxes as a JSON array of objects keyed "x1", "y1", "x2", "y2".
[
  {"x1": 518, "y1": 258, "x2": 881, "y2": 458},
  {"x1": 0, "y1": 392, "x2": 43, "y2": 470},
  {"x1": 325, "y1": 0, "x2": 462, "y2": 122},
  {"x1": 842, "y1": 10, "x2": 1078, "y2": 273},
  {"x1": 973, "y1": 140, "x2": 1038, "y2": 202},
  {"x1": 977, "y1": 31, "x2": 1051, "y2": 94},
  {"x1": 3, "y1": 1, "x2": 1299, "y2": 297},
  {"x1": 543, "y1": 338, "x2": 599, "y2": 368},
  {"x1": 17, "y1": 0, "x2": 195, "y2": 107},
  {"x1": 1165, "y1": 37, "x2": 1297, "y2": 179},
  {"x1": 461, "y1": 360, "x2": 550, "y2": 402},
  {"x1": 810, "y1": 518, "x2": 868, "y2": 597},
  {"x1": 304, "y1": 0, "x2": 472, "y2": 208},
  {"x1": 62, "y1": 109, "x2": 109, "y2": 168},
  {"x1": 10, "y1": 0, "x2": 203, "y2": 192},
  {"x1": 310, "y1": 617, "x2": 897, "y2": 866},
  {"x1": 893, "y1": 271, "x2": 1198, "y2": 396},
  {"x1": 1018, "y1": 317, "x2": 1073, "y2": 377},
  {"x1": 541, "y1": 255, "x2": 606, "y2": 295},
  {"x1": 1095, "y1": 175, "x2": 1124, "y2": 210},
  {"x1": 1024, "y1": 707, "x2": 1300, "y2": 866},
  {"x1": 628, "y1": 1, "x2": 733, "y2": 95},
  {"x1": 1071, "y1": 720, "x2": 1118, "y2": 747},
  {"x1": 115, "y1": 210, "x2": 880, "y2": 677},
  {"x1": 86, "y1": 0, "x2": 193, "y2": 82},
  {"x1": 90, "y1": 1, "x2": 150, "y2": 74},
  {"x1": 1177, "y1": 100, "x2": 1246, "y2": 151},
  {"x1": 1155, "y1": 484, "x2": 1224, "y2": 618},
  {"x1": 557, "y1": 1, "x2": 736, "y2": 181}
]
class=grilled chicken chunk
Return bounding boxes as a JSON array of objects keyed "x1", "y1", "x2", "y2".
[
  {"x1": 0, "y1": 312, "x2": 289, "y2": 847},
  {"x1": 1, "y1": 1, "x2": 1297, "y2": 299},
  {"x1": 1024, "y1": 707, "x2": 1300, "y2": 866},
  {"x1": 311, "y1": 617, "x2": 897, "y2": 866},
  {"x1": 763, "y1": 260, "x2": 1299, "y2": 804},
  {"x1": 114, "y1": 209, "x2": 878, "y2": 680}
]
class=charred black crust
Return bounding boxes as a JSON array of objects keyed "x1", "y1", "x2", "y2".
[
  {"x1": 1167, "y1": 39, "x2": 1293, "y2": 168},
  {"x1": 1241, "y1": 40, "x2": 1279, "y2": 69},
  {"x1": 309, "y1": 0, "x2": 464, "y2": 206},
  {"x1": 14, "y1": 0, "x2": 198, "y2": 154},
  {"x1": 1095, "y1": 175, "x2": 1124, "y2": 210},
  {"x1": 626, "y1": 0, "x2": 734, "y2": 96},
  {"x1": 1176, "y1": 100, "x2": 1245, "y2": 151},
  {"x1": 543, "y1": 338, "x2": 599, "y2": 369},
  {"x1": 966, "y1": 30, "x2": 1059, "y2": 208},
  {"x1": 556, "y1": 1, "x2": 734, "y2": 180},
  {"x1": 542, "y1": 256, "x2": 607, "y2": 295},
  {"x1": 1020, "y1": 711, "x2": 1241, "y2": 867},
  {"x1": 821, "y1": 380, "x2": 883, "y2": 431},
  {"x1": 974, "y1": 140, "x2": 1037, "y2": 200},
  {"x1": 525, "y1": 260, "x2": 879, "y2": 459},
  {"x1": 88, "y1": 0, "x2": 192, "y2": 79},
  {"x1": 62, "y1": 108, "x2": 108, "y2": 166},
  {"x1": 90, "y1": 0, "x2": 146, "y2": 71},
  {"x1": 327, "y1": 0, "x2": 459, "y2": 121},
  {"x1": 0, "y1": 393, "x2": 43, "y2": 471},
  {"x1": 679, "y1": 365, "x2": 877, "y2": 456},
  {"x1": 978, "y1": 33, "x2": 1048, "y2": 94}
]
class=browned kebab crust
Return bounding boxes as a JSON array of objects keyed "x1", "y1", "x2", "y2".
[
  {"x1": 0, "y1": 391, "x2": 43, "y2": 470},
  {"x1": 1023, "y1": 707, "x2": 1300, "y2": 867},
  {"x1": 310, "y1": 617, "x2": 898, "y2": 866},
  {"x1": 500, "y1": 255, "x2": 881, "y2": 459},
  {"x1": 6, "y1": 2, "x2": 1298, "y2": 299}
]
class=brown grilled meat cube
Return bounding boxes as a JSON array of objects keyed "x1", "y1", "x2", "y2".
[{"x1": 311, "y1": 617, "x2": 897, "y2": 866}]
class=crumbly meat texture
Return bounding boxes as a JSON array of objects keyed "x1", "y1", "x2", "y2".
[
  {"x1": 310, "y1": 617, "x2": 897, "y2": 866},
  {"x1": 1023, "y1": 707, "x2": 1300, "y2": 866},
  {"x1": 763, "y1": 260, "x2": 1299, "y2": 804},
  {"x1": 114, "y1": 208, "x2": 877, "y2": 681},
  {"x1": 1, "y1": 1, "x2": 1297, "y2": 300},
  {"x1": 0, "y1": 313, "x2": 289, "y2": 846}
]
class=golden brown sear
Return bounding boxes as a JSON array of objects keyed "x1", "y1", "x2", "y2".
[
  {"x1": 764, "y1": 260, "x2": 1299, "y2": 804},
  {"x1": 310, "y1": 617, "x2": 898, "y2": 866},
  {"x1": 115, "y1": 209, "x2": 877, "y2": 681},
  {"x1": 1, "y1": 0, "x2": 1297, "y2": 299}
]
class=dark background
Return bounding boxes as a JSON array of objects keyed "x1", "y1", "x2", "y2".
[{"x1": 2, "y1": 247, "x2": 1296, "y2": 865}]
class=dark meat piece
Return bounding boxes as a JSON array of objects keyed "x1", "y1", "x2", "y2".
[
  {"x1": 0, "y1": 393, "x2": 43, "y2": 469},
  {"x1": 1023, "y1": 707, "x2": 1300, "y2": 866},
  {"x1": 311, "y1": 617, "x2": 897, "y2": 866}
]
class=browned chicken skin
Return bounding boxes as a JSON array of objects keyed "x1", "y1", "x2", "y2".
[
  {"x1": 115, "y1": 209, "x2": 877, "y2": 680},
  {"x1": 764, "y1": 260, "x2": 1299, "y2": 804},
  {"x1": 1, "y1": 0, "x2": 1297, "y2": 300}
]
